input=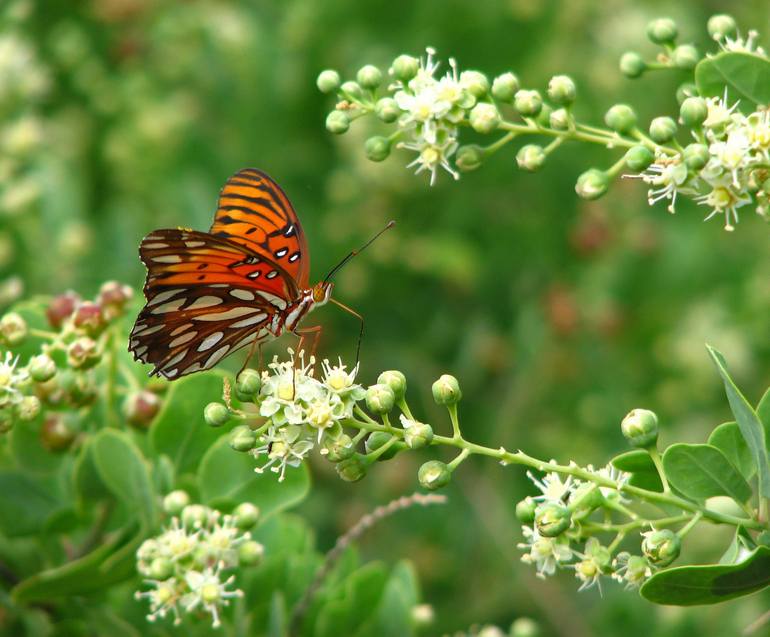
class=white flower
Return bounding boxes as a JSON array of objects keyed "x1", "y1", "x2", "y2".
[
  {"x1": 157, "y1": 518, "x2": 199, "y2": 562},
  {"x1": 702, "y1": 91, "x2": 741, "y2": 130},
  {"x1": 399, "y1": 126, "x2": 460, "y2": 185},
  {"x1": 586, "y1": 464, "x2": 631, "y2": 501},
  {"x1": 252, "y1": 424, "x2": 314, "y2": 481},
  {"x1": 201, "y1": 513, "x2": 248, "y2": 568},
  {"x1": 0, "y1": 351, "x2": 26, "y2": 408},
  {"x1": 696, "y1": 178, "x2": 753, "y2": 231},
  {"x1": 134, "y1": 579, "x2": 182, "y2": 625},
  {"x1": 526, "y1": 469, "x2": 577, "y2": 503},
  {"x1": 611, "y1": 552, "x2": 652, "y2": 589},
  {"x1": 718, "y1": 29, "x2": 767, "y2": 57},
  {"x1": 628, "y1": 154, "x2": 694, "y2": 213},
  {"x1": 182, "y1": 566, "x2": 243, "y2": 629},
  {"x1": 572, "y1": 538, "x2": 608, "y2": 594},
  {"x1": 743, "y1": 109, "x2": 770, "y2": 159},
  {"x1": 322, "y1": 358, "x2": 365, "y2": 411},
  {"x1": 707, "y1": 129, "x2": 753, "y2": 188},
  {"x1": 518, "y1": 525, "x2": 573, "y2": 577}
]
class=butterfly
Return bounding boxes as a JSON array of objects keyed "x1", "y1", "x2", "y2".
[{"x1": 129, "y1": 168, "x2": 390, "y2": 380}]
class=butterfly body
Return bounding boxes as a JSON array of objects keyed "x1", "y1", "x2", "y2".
[{"x1": 129, "y1": 168, "x2": 332, "y2": 380}]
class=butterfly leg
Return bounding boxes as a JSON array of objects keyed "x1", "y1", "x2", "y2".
[
  {"x1": 329, "y1": 298, "x2": 365, "y2": 365},
  {"x1": 237, "y1": 334, "x2": 263, "y2": 380}
]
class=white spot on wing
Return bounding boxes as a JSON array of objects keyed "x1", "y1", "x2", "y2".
[
  {"x1": 169, "y1": 331, "x2": 196, "y2": 347},
  {"x1": 256, "y1": 291, "x2": 287, "y2": 310},
  {"x1": 151, "y1": 298, "x2": 185, "y2": 314},
  {"x1": 164, "y1": 368, "x2": 179, "y2": 378},
  {"x1": 229, "y1": 289, "x2": 255, "y2": 301},
  {"x1": 197, "y1": 331, "x2": 224, "y2": 351},
  {"x1": 205, "y1": 345, "x2": 230, "y2": 368},
  {"x1": 275, "y1": 248, "x2": 288, "y2": 258},
  {"x1": 187, "y1": 295, "x2": 224, "y2": 310},
  {"x1": 192, "y1": 307, "x2": 261, "y2": 321},
  {"x1": 266, "y1": 270, "x2": 278, "y2": 279},
  {"x1": 161, "y1": 349, "x2": 187, "y2": 371},
  {"x1": 135, "y1": 324, "x2": 164, "y2": 336},
  {"x1": 170, "y1": 323, "x2": 193, "y2": 336},
  {"x1": 185, "y1": 241, "x2": 206, "y2": 248},
  {"x1": 230, "y1": 313, "x2": 267, "y2": 328},
  {"x1": 144, "y1": 242, "x2": 169, "y2": 249},
  {"x1": 148, "y1": 288, "x2": 183, "y2": 306},
  {"x1": 152, "y1": 255, "x2": 182, "y2": 263}
]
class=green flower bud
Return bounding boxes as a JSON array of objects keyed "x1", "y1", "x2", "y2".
[
  {"x1": 649, "y1": 116, "x2": 677, "y2": 143},
  {"x1": 516, "y1": 144, "x2": 546, "y2": 172},
  {"x1": 432, "y1": 374, "x2": 461, "y2": 405},
  {"x1": 390, "y1": 54, "x2": 419, "y2": 81},
  {"x1": 336, "y1": 456, "x2": 367, "y2": 482},
  {"x1": 510, "y1": 618, "x2": 540, "y2": 637},
  {"x1": 238, "y1": 540, "x2": 264, "y2": 566},
  {"x1": 365, "y1": 431, "x2": 399, "y2": 460},
  {"x1": 163, "y1": 490, "x2": 190, "y2": 515},
  {"x1": 619, "y1": 52, "x2": 646, "y2": 78},
  {"x1": 149, "y1": 557, "x2": 174, "y2": 580},
  {"x1": 549, "y1": 108, "x2": 570, "y2": 131},
  {"x1": 403, "y1": 421, "x2": 433, "y2": 449},
  {"x1": 585, "y1": 539, "x2": 612, "y2": 571},
  {"x1": 356, "y1": 64, "x2": 383, "y2": 89},
  {"x1": 534, "y1": 502, "x2": 571, "y2": 537},
  {"x1": 123, "y1": 390, "x2": 161, "y2": 428},
  {"x1": 67, "y1": 336, "x2": 100, "y2": 369},
  {"x1": 325, "y1": 110, "x2": 350, "y2": 134},
  {"x1": 236, "y1": 368, "x2": 261, "y2": 400},
  {"x1": 547, "y1": 75, "x2": 576, "y2": 105},
  {"x1": 204, "y1": 402, "x2": 230, "y2": 427},
  {"x1": 642, "y1": 528, "x2": 681, "y2": 567},
  {"x1": 569, "y1": 483, "x2": 604, "y2": 517},
  {"x1": 0, "y1": 312, "x2": 27, "y2": 346},
  {"x1": 604, "y1": 104, "x2": 637, "y2": 134},
  {"x1": 469, "y1": 103, "x2": 500, "y2": 134},
  {"x1": 418, "y1": 460, "x2": 451, "y2": 490},
  {"x1": 29, "y1": 353, "x2": 56, "y2": 382},
  {"x1": 672, "y1": 44, "x2": 699, "y2": 70},
  {"x1": 625, "y1": 145, "x2": 655, "y2": 171},
  {"x1": 621, "y1": 408, "x2": 659, "y2": 448},
  {"x1": 707, "y1": 14, "x2": 737, "y2": 41},
  {"x1": 340, "y1": 81, "x2": 364, "y2": 100},
  {"x1": 181, "y1": 504, "x2": 210, "y2": 528},
  {"x1": 316, "y1": 69, "x2": 341, "y2": 94},
  {"x1": 374, "y1": 371, "x2": 405, "y2": 403},
  {"x1": 646, "y1": 18, "x2": 678, "y2": 44},
  {"x1": 684, "y1": 143, "x2": 709, "y2": 170},
  {"x1": 460, "y1": 70, "x2": 489, "y2": 98},
  {"x1": 365, "y1": 136, "x2": 391, "y2": 162},
  {"x1": 515, "y1": 496, "x2": 537, "y2": 524},
  {"x1": 575, "y1": 169, "x2": 609, "y2": 200},
  {"x1": 59, "y1": 371, "x2": 97, "y2": 407},
  {"x1": 679, "y1": 96, "x2": 708, "y2": 127},
  {"x1": 675, "y1": 82, "x2": 698, "y2": 105},
  {"x1": 230, "y1": 425, "x2": 256, "y2": 452},
  {"x1": 322, "y1": 432, "x2": 355, "y2": 462},
  {"x1": 17, "y1": 395, "x2": 40, "y2": 421},
  {"x1": 625, "y1": 554, "x2": 651, "y2": 583},
  {"x1": 514, "y1": 89, "x2": 542, "y2": 117},
  {"x1": 375, "y1": 97, "x2": 400, "y2": 123},
  {"x1": 234, "y1": 502, "x2": 260, "y2": 530},
  {"x1": 455, "y1": 144, "x2": 484, "y2": 172},
  {"x1": 365, "y1": 383, "x2": 395, "y2": 414},
  {"x1": 40, "y1": 413, "x2": 76, "y2": 452},
  {"x1": 491, "y1": 72, "x2": 519, "y2": 102}
]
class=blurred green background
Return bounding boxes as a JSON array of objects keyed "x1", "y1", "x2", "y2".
[{"x1": 3, "y1": 0, "x2": 770, "y2": 635}]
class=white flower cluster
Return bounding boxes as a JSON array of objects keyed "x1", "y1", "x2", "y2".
[
  {"x1": 0, "y1": 349, "x2": 40, "y2": 430},
  {"x1": 391, "y1": 48, "x2": 478, "y2": 185},
  {"x1": 253, "y1": 352, "x2": 365, "y2": 480},
  {"x1": 135, "y1": 505, "x2": 261, "y2": 628}
]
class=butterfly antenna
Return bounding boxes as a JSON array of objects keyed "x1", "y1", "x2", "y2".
[{"x1": 322, "y1": 220, "x2": 395, "y2": 283}]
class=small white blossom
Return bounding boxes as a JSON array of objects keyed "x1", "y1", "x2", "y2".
[
  {"x1": 0, "y1": 351, "x2": 27, "y2": 408},
  {"x1": 518, "y1": 525, "x2": 573, "y2": 577},
  {"x1": 134, "y1": 579, "x2": 182, "y2": 625},
  {"x1": 718, "y1": 29, "x2": 767, "y2": 57},
  {"x1": 526, "y1": 469, "x2": 577, "y2": 503},
  {"x1": 252, "y1": 424, "x2": 314, "y2": 482},
  {"x1": 627, "y1": 154, "x2": 694, "y2": 214},
  {"x1": 181, "y1": 566, "x2": 243, "y2": 629},
  {"x1": 611, "y1": 552, "x2": 652, "y2": 589}
]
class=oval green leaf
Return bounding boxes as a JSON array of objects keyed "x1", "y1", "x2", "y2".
[
  {"x1": 0, "y1": 471, "x2": 61, "y2": 537},
  {"x1": 641, "y1": 546, "x2": 770, "y2": 605},
  {"x1": 695, "y1": 52, "x2": 770, "y2": 108},
  {"x1": 611, "y1": 450, "x2": 656, "y2": 473},
  {"x1": 708, "y1": 421, "x2": 754, "y2": 480},
  {"x1": 662, "y1": 443, "x2": 751, "y2": 503}
]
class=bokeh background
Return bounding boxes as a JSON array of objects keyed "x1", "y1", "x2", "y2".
[{"x1": 3, "y1": 0, "x2": 770, "y2": 635}]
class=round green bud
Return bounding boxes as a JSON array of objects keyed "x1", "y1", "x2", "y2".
[
  {"x1": 238, "y1": 540, "x2": 264, "y2": 566},
  {"x1": 204, "y1": 402, "x2": 230, "y2": 427},
  {"x1": 149, "y1": 557, "x2": 174, "y2": 580},
  {"x1": 316, "y1": 69, "x2": 341, "y2": 94},
  {"x1": 365, "y1": 431, "x2": 399, "y2": 460},
  {"x1": 66, "y1": 336, "x2": 99, "y2": 369},
  {"x1": 649, "y1": 116, "x2": 677, "y2": 143},
  {"x1": 672, "y1": 44, "x2": 699, "y2": 70},
  {"x1": 234, "y1": 502, "x2": 260, "y2": 530},
  {"x1": 510, "y1": 618, "x2": 541, "y2": 637},
  {"x1": 646, "y1": 18, "x2": 678, "y2": 44},
  {"x1": 29, "y1": 353, "x2": 57, "y2": 382},
  {"x1": 569, "y1": 482, "x2": 604, "y2": 517},
  {"x1": 604, "y1": 104, "x2": 637, "y2": 134},
  {"x1": 375, "y1": 97, "x2": 400, "y2": 123},
  {"x1": 679, "y1": 96, "x2": 708, "y2": 127},
  {"x1": 549, "y1": 108, "x2": 570, "y2": 131},
  {"x1": 336, "y1": 456, "x2": 367, "y2": 482},
  {"x1": 181, "y1": 504, "x2": 210, "y2": 528},
  {"x1": 340, "y1": 81, "x2": 363, "y2": 100},
  {"x1": 547, "y1": 75, "x2": 576, "y2": 105},
  {"x1": 230, "y1": 425, "x2": 256, "y2": 452},
  {"x1": 477, "y1": 627, "x2": 504, "y2": 637},
  {"x1": 460, "y1": 70, "x2": 489, "y2": 98},
  {"x1": 516, "y1": 144, "x2": 546, "y2": 172},
  {"x1": 236, "y1": 368, "x2": 261, "y2": 399},
  {"x1": 621, "y1": 408, "x2": 659, "y2": 448},
  {"x1": 455, "y1": 144, "x2": 484, "y2": 172},
  {"x1": 390, "y1": 54, "x2": 419, "y2": 81},
  {"x1": 491, "y1": 72, "x2": 519, "y2": 102},
  {"x1": 585, "y1": 540, "x2": 612, "y2": 571},
  {"x1": 322, "y1": 433, "x2": 355, "y2": 462},
  {"x1": 59, "y1": 371, "x2": 97, "y2": 407},
  {"x1": 325, "y1": 110, "x2": 350, "y2": 134},
  {"x1": 575, "y1": 168, "x2": 609, "y2": 200},
  {"x1": 675, "y1": 82, "x2": 698, "y2": 105},
  {"x1": 625, "y1": 145, "x2": 655, "y2": 171},
  {"x1": 40, "y1": 413, "x2": 76, "y2": 452},
  {"x1": 432, "y1": 374, "x2": 461, "y2": 406},
  {"x1": 365, "y1": 383, "x2": 395, "y2": 414},
  {"x1": 364, "y1": 136, "x2": 391, "y2": 162},
  {"x1": 641, "y1": 529, "x2": 681, "y2": 567},
  {"x1": 707, "y1": 14, "x2": 737, "y2": 41},
  {"x1": 515, "y1": 496, "x2": 537, "y2": 524},
  {"x1": 683, "y1": 143, "x2": 709, "y2": 170},
  {"x1": 534, "y1": 502, "x2": 571, "y2": 537},
  {"x1": 619, "y1": 52, "x2": 646, "y2": 78},
  {"x1": 469, "y1": 102, "x2": 500, "y2": 134},
  {"x1": 514, "y1": 89, "x2": 542, "y2": 117},
  {"x1": 0, "y1": 312, "x2": 27, "y2": 346},
  {"x1": 17, "y1": 395, "x2": 40, "y2": 421},
  {"x1": 357, "y1": 64, "x2": 383, "y2": 89},
  {"x1": 404, "y1": 421, "x2": 433, "y2": 449},
  {"x1": 123, "y1": 390, "x2": 161, "y2": 428},
  {"x1": 376, "y1": 370, "x2": 406, "y2": 401},
  {"x1": 163, "y1": 490, "x2": 190, "y2": 516},
  {"x1": 418, "y1": 460, "x2": 451, "y2": 490},
  {"x1": 625, "y1": 554, "x2": 650, "y2": 582}
]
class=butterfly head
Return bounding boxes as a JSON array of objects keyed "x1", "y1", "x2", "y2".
[{"x1": 311, "y1": 281, "x2": 334, "y2": 306}]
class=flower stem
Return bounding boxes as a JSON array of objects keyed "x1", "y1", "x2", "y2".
[{"x1": 647, "y1": 448, "x2": 670, "y2": 493}]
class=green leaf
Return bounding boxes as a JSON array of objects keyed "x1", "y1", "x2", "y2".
[
  {"x1": 755, "y1": 387, "x2": 770, "y2": 451},
  {"x1": 359, "y1": 561, "x2": 419, "y2": 637},
  {"x1": 0, "y1": 471, "x2": 61, "y2": 537},
  {"x1": 707, "y1": 345, "x2": 770, "y2": 498},
  {"x1": 73, "y1": 438, "x2": 111, "y2": 502},
  {"x1": 695, "y1": 52, "x2": 770, "y2": 109},
  {"x1": 720, "y1": 526, "x2": 756, "y2": 565},
  {"x1": 198, "y1": 435, "x2": 310, "y2": 516},
  {"x1": 708, "y1": 421, "x2": 755, "y2": 480},
  {"x1": 662, "y1": 443, "x2": 751, "y2": 503},
  {"x1": 150, "y1": 371, "x2": 228, "y2": 476},
  {"x1": 92, "y1": 429, "x2": 157, "y2": 526},
  {"x1": 641, "y1": 546, "x2": 770, "y2": 605},
  {"x1": 628, "y1": 471, "x2": 663, "y2": 493},
  {"x1": 611, "y1": 450, "x2": 656, "y2": 473},
  {"x1": 9, "y1": 415, "x2": 64, "y2": 475}
]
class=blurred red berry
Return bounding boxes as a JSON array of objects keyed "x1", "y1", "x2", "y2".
[{"x1": 46, "y1": 291, "x2": 81, "y2": 329}]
